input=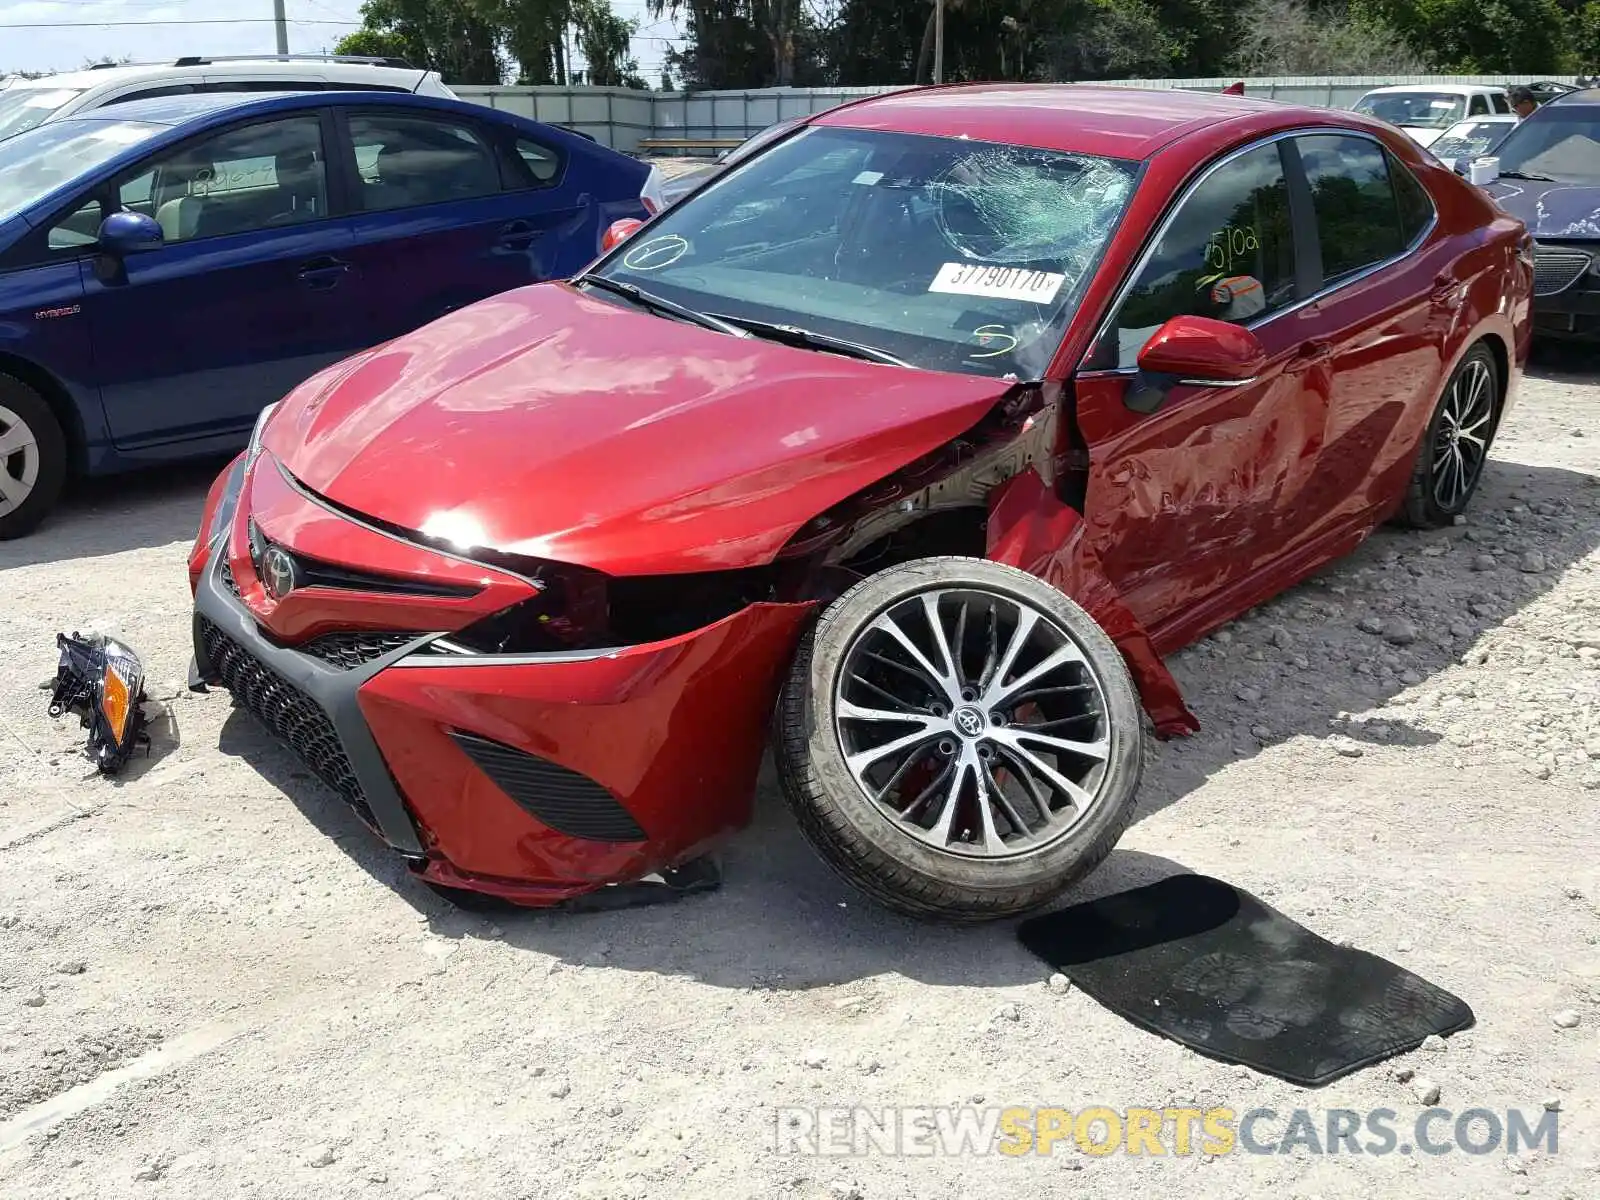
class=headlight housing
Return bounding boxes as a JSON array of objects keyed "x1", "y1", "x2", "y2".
[{"x1": 47, "y1": 632, "x2": 149, "y2": 774}]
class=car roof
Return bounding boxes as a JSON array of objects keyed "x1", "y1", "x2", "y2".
[
  {"x1": 1545, "y1": 87, "x2": 1600, "y2": 105},
  {"x1": 815, "y1": 83, "x2": 1349, "y2": 160},
  {"x1": 5, "y1": 60, "x2": 424, "y2": 91},
  {"x1": 1361, "y1": 84, "x2": 1502, "y2": 96}
]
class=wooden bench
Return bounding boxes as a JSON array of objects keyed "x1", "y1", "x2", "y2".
[{"x1": 637, "y1": 137, "x2": 743, "y2": 157}]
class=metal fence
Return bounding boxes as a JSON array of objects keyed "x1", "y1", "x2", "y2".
[{"x1": 456, "y1": 75, "x2": 1576, "y2": 154}]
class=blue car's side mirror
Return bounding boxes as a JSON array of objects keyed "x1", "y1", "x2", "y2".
[{"x1": 97, "y1": 211, "x2": 163, "y2": 256}]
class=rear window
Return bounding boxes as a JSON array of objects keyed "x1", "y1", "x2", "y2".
[
  {"x1": 1354, "y1": 92, "x2": 1466, "y2": 131},
  {"x1": 0, "y1": 88, "x2": 85, "y2": 142}
]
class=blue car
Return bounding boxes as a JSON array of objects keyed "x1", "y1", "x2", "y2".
[{"x1": 0, "y1": 90, "x2": 661, "y2": 537}]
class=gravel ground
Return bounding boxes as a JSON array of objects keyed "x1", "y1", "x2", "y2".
[{"x1": 1, "y1": 352, "x2": 1599, "y2": 1198}]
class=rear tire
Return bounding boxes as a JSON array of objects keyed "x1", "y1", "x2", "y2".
[
  {"x1": 774, "y1": 556, "x2": 1143, "y2": 922},
  {"x1": 1398, "y1": 343, "x2": 1499, "y2": 529},
  {"x1": 0, "y1": 375, "x2": 67, "y2": 541}
]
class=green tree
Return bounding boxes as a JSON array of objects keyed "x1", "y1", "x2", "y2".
[
  {"x1": 1355, "y1": 0, "x2": 1568, "y2": 72},
  {"x1": 334, "y1": 0, "x2": 502, "y2": 82}
]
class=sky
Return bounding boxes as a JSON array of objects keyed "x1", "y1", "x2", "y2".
[{"x1": 0, "y1": 0, "x2": 685, "y2": 83}]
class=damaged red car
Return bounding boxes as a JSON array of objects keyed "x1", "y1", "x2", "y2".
[{"x1": 188, "y1": 85, "x2": 1531, "y2": 921}]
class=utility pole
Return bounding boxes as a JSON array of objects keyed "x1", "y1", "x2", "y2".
[
  {"x1": 933, "y1": 0, "x2": 943, "y2": 85},
  {"x1": 273, "y1": 0, "x2": 289, "y2": 55}
]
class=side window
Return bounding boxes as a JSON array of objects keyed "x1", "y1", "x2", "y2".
[
  {"x1": 48, "y1": 199, "x2": 104, "y2": 250},
  {"x1": 1298, "y1": 134, "x2": 1405, "y2": 283},
  {"x1": 101, "y1": 85, "x2": 197, "y2": 105},
  {"x1": 1098, "y1": 142, "x2": 1296, "y2": 369},
  {"x1": 347, "y1": 114, "x2": 502, "y2": 211},
  {"x1": 512, "y1": 136, "x2": 563, "y2": 186},
  {"x1": 109, "y1": 115, "x2": 328, "y2": 243},
  {"x1": 1469, "y1": 95, "x2": 1489, "y2": 117},
  {"x1": 1389, "y1": 152, "x2": 1435, "y2": 246},
  {"x1": 1492, "y1": 93, "x2": 1512, "y2": 114}
]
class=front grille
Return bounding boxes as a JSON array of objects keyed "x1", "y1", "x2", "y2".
[
  {"x1": 300, "y1": 630, "x2": 417, "y2": 670},
  {"x1": 1533, "y1": 251, "x2": 1590, "y2": 296},
  {"x1": 220, "y1": 557, "x2": 241, "y2": 599},
  {"x1": 450, "y1": 731, "x2": 646, "y2": 842},
  {"x1": 198, "y1": 617, "x2": 376, "y2": 830}
]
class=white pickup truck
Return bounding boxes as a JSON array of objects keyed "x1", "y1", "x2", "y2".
[{"x1": 1352, "y1": 84, "x2": 1513, "y2": 147}]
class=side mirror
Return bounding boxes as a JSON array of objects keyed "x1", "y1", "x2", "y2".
[
  {"x1": 600, "y1": 217, "x2": 645, "y2": 254},
  {"x1": 1136, "y1": 314, "x2": 1267, "y2": 383},
  {"x1": 97, "y1": 211, "x2": 163, "y2": 257}
]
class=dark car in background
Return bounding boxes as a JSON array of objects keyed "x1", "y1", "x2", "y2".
[
  {"x1": 0, "y1": 89, "x2": 663, "y2": 537},
  {"x1": 1479, "y1": 88, "x2": 1600, "y2": 337}
]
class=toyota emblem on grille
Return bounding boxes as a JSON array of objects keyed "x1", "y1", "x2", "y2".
[{"x1": 260, "y1": 546, "x2": 300, "y2": 600}]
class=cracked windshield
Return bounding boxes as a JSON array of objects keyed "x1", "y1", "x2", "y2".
[{"x1": 591, "y1": 125, "x2": 1138, "y2": 379}]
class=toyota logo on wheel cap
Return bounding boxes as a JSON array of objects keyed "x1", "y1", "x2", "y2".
[
  {"x1": 954, "y1": 706, "x2": 985, "y2": 737},
  {"x1": 260, "y1": 546, "x2": 300, "y2": 600}
]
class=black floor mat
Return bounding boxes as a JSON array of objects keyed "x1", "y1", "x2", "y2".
[{"x1": 1017, "y1": 873, "x2": 1474, "y2": 1087}]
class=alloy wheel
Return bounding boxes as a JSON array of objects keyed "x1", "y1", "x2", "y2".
[
  {"x1": 833, "y1": 588, "x2": 1112, "y2": 860},
  {"x1": 0, "y1": 403, "x2": 40, "y2": 520},
  {"x1": 1431, "y1": 357, "x2": 1494, "y2": 511}
]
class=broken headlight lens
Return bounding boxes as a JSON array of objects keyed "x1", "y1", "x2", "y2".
[{"x1": 47, "y1": 632, "x2": 149, "y2": 774}]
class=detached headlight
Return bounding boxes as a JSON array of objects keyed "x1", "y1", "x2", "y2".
[{"x1": 47, "y1": 632, "x2": 149, "y2": 774}]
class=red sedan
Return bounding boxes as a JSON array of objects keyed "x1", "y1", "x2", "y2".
[{"x1": 188, "y1": 85, "x2": 1531, "y2": 921}]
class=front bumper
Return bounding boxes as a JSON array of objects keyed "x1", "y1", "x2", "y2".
[{"x1": 191, "y1": 457, "x2": 811, "y2": 904}]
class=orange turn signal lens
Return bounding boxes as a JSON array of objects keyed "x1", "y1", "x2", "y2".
[{"x1": 101, "y1": 666, "x2": 131, "y2": 742}]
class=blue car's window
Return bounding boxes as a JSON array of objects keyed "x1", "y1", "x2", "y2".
[
  {"x1": 0, "y1": 118, "x2": 163, "y2": 226},
  {"x1": 348, "y1": 114, "x2": 502, "y2": 211},
  {"x1": 513, "y1": 136, "x2": 562, "y2": 186},
  {"x1": 593, "y1": 125, "x2": 1139, "y2": 380},
  {"x1": 0, "y1": 88, "x2": 85, "y2": 142},
  {"x1": 107, "y1": 116, "x2": 329, "y2": 243},
  {"x1": 1494, "y1": 107, "x2": 1600, "y2": 182}
]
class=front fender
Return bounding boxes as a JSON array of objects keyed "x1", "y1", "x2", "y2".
[{"x1": 986, "y1": 468, "x2": 1198, "y2": 738}]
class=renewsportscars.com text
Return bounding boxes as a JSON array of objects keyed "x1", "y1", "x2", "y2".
[{"x1": 773, "y1": 1105, "x2": 1559, "y2": 1158}]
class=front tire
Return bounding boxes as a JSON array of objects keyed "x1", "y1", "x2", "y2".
[
  {"x1": 774, "y1": 556, "x2": 1143, "y2": 922},
  {"x1": 1398, "y1": 343, "x2": 1499, "y2": 529},
  {"x1": 0, "y1": 375, "x2": 67, "y2": 541}
]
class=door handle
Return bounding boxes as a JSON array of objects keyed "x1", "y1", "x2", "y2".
[
  {"x1": 496, "y1": 220, "x2": 538, "y2": 249},
  {"x1": 1295, "y1": 337, "x2": 1331, "y2": 364},
  {"x1": 297, "y1": 256, "x2": 349, "y2": 291}
]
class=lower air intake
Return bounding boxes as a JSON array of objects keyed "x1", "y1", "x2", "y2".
[
  {"x1": 198, "y1": 617, "x2": 378, "y2": 831},
  {"x1": 449, "y1": 731, "x2": 646, "y2": 843}
]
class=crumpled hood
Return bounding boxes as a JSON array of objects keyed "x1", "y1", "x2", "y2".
[
  {"x1": 1483, "y1": 180, "x2": 1600, "y2": 239},
  {"x1": 263, "y1": 282, "x2": 1013, "y2": 575}
]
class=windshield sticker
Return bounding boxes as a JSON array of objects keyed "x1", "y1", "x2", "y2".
[
  {"x1": 930, "y1": 262, "x2": 1065, "y2": 304},
  {"x1": 852, "y1": 170, "x2": 884, "y2": 186},
  {"x1": 621, "y1": 235, "x2": 689, "y2": 271}
]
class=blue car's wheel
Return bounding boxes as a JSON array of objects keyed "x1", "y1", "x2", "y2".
[{"x1": 0, "y1": 375, "x2": 66, "y2": 540}]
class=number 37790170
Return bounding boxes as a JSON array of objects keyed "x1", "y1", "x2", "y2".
[{"x1": 1204, "y1": 225, "x2": 1259, "y2": 273}]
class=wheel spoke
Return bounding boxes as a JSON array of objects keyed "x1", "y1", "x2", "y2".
[
  {"x1": 0, "y1": 467, "x2": 29, "y2": 506},
  {"x1": 980, "y1": 757, "x2": 1033, "y2": 842},
  {"x1": 872, "y1": 609, "x2": 959, "y2": 704},
  {"x1": 837, "y1": 699, "x2": 943, "y2": 726},
  {"x1": 984, "y1": 641, "x2": 1084, "y2": 707},
  {"x1": 994, "y1": 744, "x2": 1054, "y2": 824},
  {"x1": 985, "y1": 606, "x2": 1039, "y2": 700},
  {"x1": 969, "y1": 758, "x2": 1008, "y2": 854},
  {"x1": 844, "y1": 722, "x2": 944, "y2": 775},
  {"x1": 997, "y1": 740, "x2": 1097, "y2": 810},
  {"x1": 920, "y1": 593, "x2": 961, "y2": 692},
  {"x1": 991, "y1": 724, "x2": 1110, "y2": 765},
  {"x1": 926, "y1": 751, "x2": 972, "y2": 846},
  {"x1": 898, "y1": 757, "x2": 955, "y2": 818},
  {"x1": 848, "y1": 671, "x2": 916, "y2": 711},
  {"x1": 0, "y1": 424, "x2": 33, "y2": 457}
]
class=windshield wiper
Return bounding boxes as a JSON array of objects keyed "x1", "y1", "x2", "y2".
[
  {"x1": 579, "y1": 276, "x2": 748, "y2": 338},
  {"x1": 705, "y1": 314, "x2": 911, "y2": 367},
  {"x1": 1497, "y1": 170, "x2": 1558, "y2": 181}
]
